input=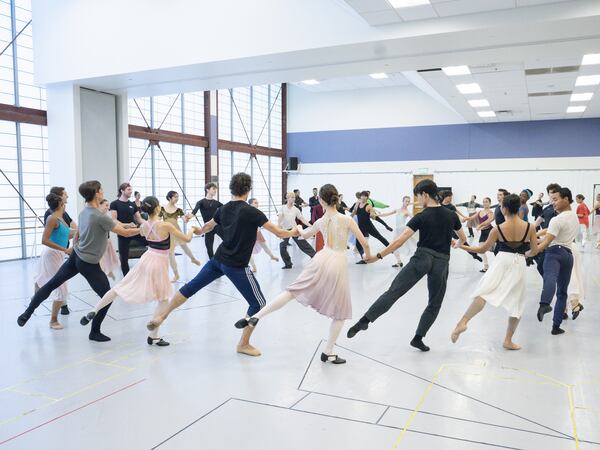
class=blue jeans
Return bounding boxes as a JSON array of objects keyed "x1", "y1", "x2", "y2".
[
  {"x1": 540, "y1": 245, "x2": 573, "y2": 328},
  {"x1": 179, "y1": 258, "x2": 266, "y2": 316}
]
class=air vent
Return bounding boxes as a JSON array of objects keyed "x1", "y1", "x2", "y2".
[
  {"x1": 417, "y1": 68, "x2": 442, "y2": 73},
  {"x1": 496, "y1": 110, "x2": 513, "y2": 115},
  {"x1": 525, "y1": 66, "x2": 579, "y2": 76},
  {"x1": 528, "y1": 90, "x2": 572, "y2": 97}
]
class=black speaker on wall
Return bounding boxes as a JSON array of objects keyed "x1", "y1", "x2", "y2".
[{"x1": 288, "y1": 157, "x2": 299, "y2": 171}]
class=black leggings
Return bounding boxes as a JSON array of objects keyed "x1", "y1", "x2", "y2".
[
  {"x1": 25, "y1": 252, "x2": 111, "y2": 334},
  {"x1": 117, "y1": 235, "x2": 148, "y2": 276},
  {"x1": 356, "y1": 223, "x2": 390, "y2": 256},
  {"x1": 204, "y1": 225, "x2": 223, "y2": 259}
]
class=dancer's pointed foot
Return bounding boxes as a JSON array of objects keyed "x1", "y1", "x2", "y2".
[
  {"x1": 451, "y1": 322, "x2": 467, "y2": 343},
  {"x1": 237, "y1": 344, "x2": 261, "y2": 356},
  {"x1": 191, "y1": 258, "x2": 201, "y2": 266},
  {"x1": 537, "y1": 304, "x2": 552, "y2": 322},
  {"x1": 49, "y1": 321, "x2": 64, "y2": 330},
  {"x1": 410, "y1": 336, "x2": 430, "y2": 352},
  {"x1": 234, "y1": 317, "x2": 259, "y2": 329},
  {"x1": 17, "y1": 311, "x2": 31, "y2": 327},
  {"x1": 147, "y1": 316, "x2": 165, "y2": 331},
  {"x1": 347, "y1": 316, "x2": 369, "y2": 338},
  {"x1": 80, "y1": 311, "x2": 96, "y2": 326},
  {"x1": 503, "y1": 341, "x2": 521, "y2": 350}
]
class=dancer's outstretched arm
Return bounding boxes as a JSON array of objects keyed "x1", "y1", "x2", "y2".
[
  {"x1": 263, "y1": 221, "x2": 299, "y2": 239},
  {"x1": 112, "y1": 222, "x2": 141, "y2": 238},
  {"x1": 377, "y1": 208, "x2": 397, "y2": 218},
  {"x1": 460, "y1": 228, "x2": 498, "y2": 254},
  {"x1": 163, "y1": 222, "x2": 196, "y2": 243},
  {"x1": 365, "y1": 227, "x2": 415, "y2": 263},
  {"x1": 349, "y1": 219, "x2": 371, "y2": 260}
]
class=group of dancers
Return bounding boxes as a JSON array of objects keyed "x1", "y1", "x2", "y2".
[{"x1": 17, "y1": 173, "x2": 597, "y2": 363}]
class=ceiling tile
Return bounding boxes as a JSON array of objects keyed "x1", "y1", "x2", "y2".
[
  {"x1": 361, "y1": 9, "x2": 401, "y2": 25},
  {"x1": 344, "y1": 0, "x2": 393, "y2": 13},
  {"x1": 396, "y1": 4, "x2": 438, "y2": 20},
  {"x1": 433, "y1": 0, "x2": 516, "y2": 17},
  {"x1": 516, "y1": 0, "x2": 568, "y2": 6}
]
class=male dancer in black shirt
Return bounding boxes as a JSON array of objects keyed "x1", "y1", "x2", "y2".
[
  {"x1": 440, "y1": 191, "x2": 482, "y2": 262},
  {"x1": 347, "y1": 180, "x2": 466, "y2": 352},
  {"x1": 110, "y1": 182, "x2": 147, "y2": 276},
  {"x1": 192, "y1": 182, "x2": 224, "y2": 259}
]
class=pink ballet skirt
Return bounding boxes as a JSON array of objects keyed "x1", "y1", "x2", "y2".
[
  {"x1": 35, "y1": 247, "x2": 68, "y2": 302},
  {"x1": 252, "y1": 230, "x2": 266, "y2": 255},
  {"x1": 99, "y1": 238, "x2": 119, "y2": 275},
  {"x1": 287, "y1": 215, "x2": 352, "y2": 320},
  {"x1": 113, "y1": 227, "x2": 172, "y2": 304}
]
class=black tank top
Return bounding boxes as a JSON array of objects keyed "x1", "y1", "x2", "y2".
[
  {"x1": 356, "y1": 204, "x2": 371, "y2": 228},
  {"x1": 496, "y1": 223, "x2": 530, "y2": 254}
]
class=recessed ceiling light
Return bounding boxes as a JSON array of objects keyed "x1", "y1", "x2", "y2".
[
  {"x1": 301, "y1": 79, "x2": 320, "y2": 85},
  {"x1": 567, "y1": 105, "x2": 586, "y2": 113},
  {"x1": 570, "y1": 92, "x2": 594, "y2": 102},
  {"x1": 478, "y1": 111, "x2": 496, "y2": 118},
  {"x1": 581, "y1": 54, "x2": 600, "y2": 65},
  {"x1": 575, "y1": 75, "x2": 600, "y2": 86},
  {"x1": 442, "y1": 66, "x2": 471, "y2": 76},
  {"x1": 468, "y1": 99, "x2": 490, "y2": 108},
  {"x1": 388, "y1": 0, "x2": 430, "y2": 8},
  {"x1": 370, "y1": 73, "x2": 388, "y2": 79},
  {"x1": 456, "y1": 83, "x2": 482, "y2": 94}
]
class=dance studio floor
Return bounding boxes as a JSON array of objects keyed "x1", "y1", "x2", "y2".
[{"x1": 1, "y1": 235, "x2": 599, "y2": 450}]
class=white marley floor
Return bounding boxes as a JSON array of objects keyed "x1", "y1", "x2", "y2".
[{"x1": 1, "y1": 232, "x2": 599, "y2": 450}]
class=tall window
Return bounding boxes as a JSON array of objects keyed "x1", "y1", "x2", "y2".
[
  {"x1": 127, "y1": 93, "x2": 206, "y2": 211},
  {"x1": 217, "y1": 84, "x2": 283, "y2": 219},
  {"x1": 0, "y1": 0, "x2": 48, "y2": 261}
]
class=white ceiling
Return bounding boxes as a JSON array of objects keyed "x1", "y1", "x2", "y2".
[
  {"x1": 345, "y1": 0, "x2": 575, "y2": 25},
  {"x1": 292, "y1": 72, "x2": 411, "y2": 92}
]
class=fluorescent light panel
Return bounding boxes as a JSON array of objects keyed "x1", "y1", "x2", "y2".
[
  {"x1": 389, "y1": 0, "x2": 430, "y2": 8},
  {"x1": 570, "y1": 92, "x2": 594, "y2": 102},
  {"x1": 478, "y1": 111, "x2": 496, "y2": 118},
  {"x1": 442, "y1": 65, "x2": 471, "y2": 76},
  {"x1": 456, "y1": 83, "x2": 482, "y2": 94},
  {"x1": 575, "y1": 75, "x2": 600, "y2": 86},
  {"x1": 301, "y1": 79, "x2": 319, "y2": 85},
  {"x1": 468, "y1": 99, "x2": 490, "y2": 108},
  {"x1": 567, "y1": 105, "x2": 586, "y2": 113},
  {"x1": 369, "y1": 73, "x2": 388, "y2": 79},
  {"x1": 582, "y1": 53, "x2": 600, "y2": 65}
]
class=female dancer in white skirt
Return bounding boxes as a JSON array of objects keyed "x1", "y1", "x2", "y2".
[
  {"x1": 451, "y1": 194, "x2": 539, "y2": 350},
  {"x1": 234, "y1": 184, "x2": 371, "y2": 364},
  {"x1": 248, "y1": 198, "x2": 279, "y2": 272},
  {"x1": 36, "y1": 193, "x2": 74, "y2": 329},
  {"x1": 81, "y1": 196, "x2": 199, "y2": 345},
  {"x1": 98, "y1": 199, "x2": 119, "y2": 280},
  {"x1": 161, "y1": 191, "x2": 201, "y2": 282},
  {"x1": 379, "y1": 196, "x2": 416, "y2": 268}
]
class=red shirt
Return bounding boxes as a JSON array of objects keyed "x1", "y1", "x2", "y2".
[{"x1": 577, "y1": 203, "x2": 590, "y2": 225}]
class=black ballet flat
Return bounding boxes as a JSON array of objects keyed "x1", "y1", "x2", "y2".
[
  {"x1": 147, "y1": 336, "x2": 170, "y2": 346},
  {"x1": 392, "y1": 263, "x2": 403, "y2": 268},
  {"x1": 234, "y1": 317, "x2": 259, "y2": 329},
  {"x1": 572, "y1": 304, "x2": 584, "y2": 320},
  {"x1": 80, "y1": 311, "x2": 96, "y2": 326},
  {"x1": 479, "y1": 268, "x2": 488, "y2": 273},
  {"x1": 320, "y1": 353, "x2": 346, "y2": 364},
  {"x1": 356, "y1": 260, "x2": 367, "y2": 265},
  {"x1": 17, "y1": 312, "x2": 31, "y2": 327}
]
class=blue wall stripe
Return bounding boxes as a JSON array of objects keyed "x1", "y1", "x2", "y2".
[{"x1": 287, "y1": 118, "x2": 600, "y2": 163}]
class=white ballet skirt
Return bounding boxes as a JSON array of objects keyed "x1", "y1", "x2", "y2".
[
  {"x1": 287, "y1": 214, "x2": 352, "y2": 320},
  {"x1": 99, "y1": 238, "x2": 119, "y2": 275},
  {"x1": 471, "y1": 251, "x2": 527, "y2": 318},
  {"x1": 35, "y1": 247, "x2": 68, "y2": 303}
]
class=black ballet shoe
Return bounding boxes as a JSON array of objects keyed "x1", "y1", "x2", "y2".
[
  {"x1": 551, "y1": 326, "x2": 565, "y2": 335},
  {"x1": 392, "y1": 263, "x2": 403, "y2": 268},
  {"x1": 282, "y1": 264, "x2": 293, "y2": 269},
  {"x1": 320, "y1": 353, "x2": 346, "y2": 364},
  {"x1": 60, "y1": 305, "x2": 70, "y2": 315},
  {"x1": 356, "y1": 260, "x2": 367, "y2": 265},
  {"x1": 80, "y1": 311, "x2": 96, "y2": 326},
  {"x1": 88, "y1": 332, "x2": 111, "y2": 342},
  {"x1": 234, "y1": 317, "x2": 259, "y2": 329},
  {"x1": 479, "y1": 268, "x2": 488, "y2": 273},
  {"x1": 347, "y1": 317, "x2": 369, "y2": 338},
  {"x1": 147, "y1": 336, "x2": 170, "y2": 346},
  {"x1": 537, "y1": 304, "x2": 552, "y2": 322},
  {"x1": 410, "y1": 336, "x2": 430, "y2": 352},
  {"x1": 17, "y1": 311, "x2": 32, "y2": 327},
  {"x1": 572, "y1": 304, "x2": 584, "y2": 320}
]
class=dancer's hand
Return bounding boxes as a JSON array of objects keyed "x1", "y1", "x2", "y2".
[
  {"x1": 365, "y1": 255, "x2": 377, "y2": 264},
  {"x1": 192, "y1": 226, "x2": 203, "y2": 235},
  {"x1": 290, "y1": 227, "x2": 300, "y2": 237},
  {"x1": 64, "y1": 247, "x2": 73, "y2": 255}
]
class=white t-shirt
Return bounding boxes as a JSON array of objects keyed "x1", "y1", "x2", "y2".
[
  {"x1": 279, "y1": 205, "x2": 302, "y2": 229},
  {"x1": 547, "y1": 210, "x2": 578, "y2": 249}
]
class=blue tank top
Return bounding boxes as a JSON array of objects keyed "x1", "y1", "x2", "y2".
[
  {"x1": 519, "y1": 205, "x2": 529, "y2": 222},
  {"x1": 49, "y1": 220, "x2": 70, "y2": 248}
]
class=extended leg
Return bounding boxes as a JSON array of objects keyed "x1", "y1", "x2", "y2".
[
  {"x1": 323, "y1": 319, "x2": 344, "y2": 355},
  {"x1": 293, "y1": 236, "x2": 316, "y2": 258},
  {"x1": 503, "y1": 317, "x2": 521, "y2": 350},
  {"x1": 451, "y1": 296, "x2": 486, "y2": 343}
]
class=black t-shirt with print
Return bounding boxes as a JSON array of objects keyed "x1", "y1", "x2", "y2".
[
  {"x1": 109, "y1": 199, "x2": 138, "y2": 224},
  {"x1": 407, "y1": 206, "x2": 462, "y2": 255},
  {"x1": 213, "y1": 201, "x2": 268, "y2": 267}
]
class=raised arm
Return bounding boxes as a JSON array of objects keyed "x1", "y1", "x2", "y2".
[
  {"x1": 162, "y1": 222, "x2": 194, "y2": 243},
  {"x1": 263, "y1": 221, "x2": 299, "y2": 239},
  {"x1": 377, "y1": 209, "x2": 397, "y2": 218},
  {"x1": 367, "y1": 227, "x2": 416, "y2": 263}
]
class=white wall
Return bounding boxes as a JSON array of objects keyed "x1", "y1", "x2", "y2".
[
  {"x1": 288, "y1": 157, "x2": 600, "y2": 212},
  {"x1": 288, "y1": 85, "x2": 465, "y2": 132}
]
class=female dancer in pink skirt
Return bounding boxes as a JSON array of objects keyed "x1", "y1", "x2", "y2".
[
  {"x1": 248, "y1": 198, "x2": 279, "y2": 272},
  {"x1": 80, "y1": 196, "x2": 198, "y2": 345},
  {"x1": 235, "y1": 184, "x2": 371, "y2": 364},
  {"x1": 98, "y1": 199, "x2": 119, "y2": 280},
  {"x1": 36, "y1": 193, "x2": 73, "y2": 329}
]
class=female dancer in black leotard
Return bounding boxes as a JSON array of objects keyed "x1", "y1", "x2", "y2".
[{"x1": 352, "y1": 191, "x2": 389, "y2": 264}]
